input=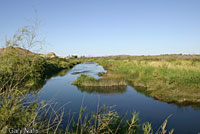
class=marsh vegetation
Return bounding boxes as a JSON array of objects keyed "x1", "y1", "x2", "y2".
[{"x1": 79, "y1": 55, "x2": 200, "y2": 105}]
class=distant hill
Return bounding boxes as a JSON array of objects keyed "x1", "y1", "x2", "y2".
[
  {"x1": 0, "y1": 46, "x2": 34, "y2": 55},
  {"x1": 0, "y1": 46, "x2": 57, "y2": 58}
]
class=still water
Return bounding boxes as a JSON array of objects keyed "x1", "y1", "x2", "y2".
[{"x1": 34, "y1": 62, "x2": 200, "y2": 134}]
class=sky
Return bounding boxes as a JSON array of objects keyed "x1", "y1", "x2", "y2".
[{"x1": 0, "y1": 0, "x2": 200, "y2": 56}]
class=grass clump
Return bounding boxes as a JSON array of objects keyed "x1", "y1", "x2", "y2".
[{"x1": 72, "y1": 74, "x2": 127, "y2": 87}]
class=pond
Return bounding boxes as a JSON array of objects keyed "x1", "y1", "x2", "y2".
[{"x1": 34, "y1": 62, "x2": 200, "y2": 134}]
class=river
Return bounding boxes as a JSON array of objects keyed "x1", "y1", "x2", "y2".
[{"x1": 33, "y1": 62, "x2": 200, "y2": 134}]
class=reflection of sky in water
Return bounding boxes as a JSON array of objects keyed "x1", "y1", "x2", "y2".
[
  {"x1": 69, "y1": 62, "x2": 106, "y2": 79},
  {"x1": 32, "y1": 62, "x2": 200, "y2": 134}
]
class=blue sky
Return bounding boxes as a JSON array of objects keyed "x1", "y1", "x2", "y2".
[{"x1": 0, "y1": 0, "x2": 200, "y2": 56}]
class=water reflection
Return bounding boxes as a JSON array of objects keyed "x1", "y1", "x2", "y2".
[
  {"x1": 71, "y1": 70, "x2": 91, "y2": 75},
  {"x1": 77, "y1": 85, "x2": 127, "y2": 94},
  {"x1": 30, "y1": 69, "x2": 69, "y2": 94}
]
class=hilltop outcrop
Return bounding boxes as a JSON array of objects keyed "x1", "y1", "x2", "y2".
[{"x1": 46, "y1": 52, "x2": 56, "y2": 57}]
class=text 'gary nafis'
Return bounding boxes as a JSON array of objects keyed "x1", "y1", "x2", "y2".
[{"x1": 9, "y1": 128, "x2": 38, "y2": 134}]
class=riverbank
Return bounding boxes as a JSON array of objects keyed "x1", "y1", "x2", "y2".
[
  {"x1": 78, "y1": 55, "x2": 200, "y2": 105},
  {"x1": 0, "y1": 47, "x2": 80, "y2": 92}
]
